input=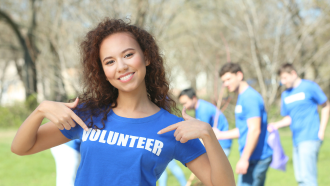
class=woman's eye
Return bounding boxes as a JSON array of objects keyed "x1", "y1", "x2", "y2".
[
  {"x1": 125, "y1": 53, "x2": 133, "y2": 58},
  {"x1": 106, "y1": 60, "x2": 115, "y2": 65}
]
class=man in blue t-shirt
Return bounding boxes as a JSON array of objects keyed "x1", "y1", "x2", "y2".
[
  {"x1": 178, "y1": 88, "x2": 232, "y2": 156},
  {"x1": 268, "y1": 63, "x2": 329, "y2": 186},
  {"x1": 217, "y1": 62, "x2": 273, "y2": 186}
]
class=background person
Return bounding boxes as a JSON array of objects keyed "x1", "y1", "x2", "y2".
[
  {"x1": 217, "y1": 62, "x2": 273, "y2": 186},
  {"x1": 268, "y1": 63, "x2": 329, "y2": 186},
  {"x1": 178, "y1": 88, "x2": 232, "y2": 157},
  {"x1": 50, "y1": 139, "x2": 81, "y2": 186}
]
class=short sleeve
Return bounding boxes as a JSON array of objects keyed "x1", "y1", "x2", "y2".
[
  {"x1": 243, "y1": 97, "x2": 261, "y2": 119},
  {"x1": 280, "y1": 94, "x2": 288, "y2": 116},
  {"x1": 60, "y1": 125, "x2": 82, "y2": 140},
  {"x1": 310, "y1": 82, "x2": 327, "y2": 105},
  {"x1": 173, "y1": 138, "x2": 206, "y2": 166},
  {"x1": 60, "y1": 108, "x2": 84, "y2": 140}
]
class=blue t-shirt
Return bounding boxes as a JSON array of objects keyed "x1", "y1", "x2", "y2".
[
  {"x1": 235, "y1": 87, "x2": 273, "y2": 160},
  {"x1": 281, "y1": 79, "x2": 327, "y2": 146},
  {"x1": 195, "y1": 99, "x2": 232, "y2": 149},
  {"x1": 64, "y1": 139, "x2": 81, "y2": 152},
  {"x1": 60, "y1": 108, "x2": 206, "y2": 186}
]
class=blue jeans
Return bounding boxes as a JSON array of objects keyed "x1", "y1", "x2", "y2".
[
  {"x1": 293, "y1": 140, "x2": 322, "y2": 186},
  {"x1": 237, "y1": 156, "x2": 272, "y2": 186},
  {"x1": 158, "y1": 160, "x2": 187, "y2": 186}
]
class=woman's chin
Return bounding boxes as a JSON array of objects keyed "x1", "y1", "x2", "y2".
[
  {"x1": 117, "y1": 86, "x2": 139, "y2": 93},
  {"x1": 116, "y1": 80, "x2": 146, "y2": 94}
]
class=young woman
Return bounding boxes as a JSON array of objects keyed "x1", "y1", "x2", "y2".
[{"x1": 11, "y1": 18, "x2": 235, "y2": 186}]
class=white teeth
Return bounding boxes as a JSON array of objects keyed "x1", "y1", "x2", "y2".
[{"x1": 120, "y1": 73, "x2": 133, "y2": 81}]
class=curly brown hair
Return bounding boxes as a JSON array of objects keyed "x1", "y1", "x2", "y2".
[{"x1": 74, "y1": 18, "x2": 180, "y2": 129}]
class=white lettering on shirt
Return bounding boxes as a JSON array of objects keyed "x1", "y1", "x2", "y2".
[
  {"x1": 82, "y1": 128, "x2": 92, "y2": 142},
  {"x1": 117, "y1": 134, "x2": 130, "y2": 146},
  {"x1": 235, "y1": 105, "x2": 242, "y2": 113},
  {"x1": 89, "y1": 129, "x2": 101, "y2": 141},
  {"x1": 284, "y1": 92, "x2": 305, "y2": 104},
  {"x1": 153, "y1": 140, "x2": 164, "y2": 156},
  {"x1": 145, "y1": 139, "x2": 154, "y2": 152},
  {"x1": 81, "y1": 130, "x2": 164, "y2": 156},
  {"x1": 129, "y1": 135, "x2": 139, "y2": 147},
  {"x1": 107, "y1": 131, "x2": 119, "y2": 145},
  {"x1": 137, "y1": 137, "x2": 146, "y2": 148},
  {"x1": 99, "y1": 130, "x2": 107, "y2": 143}
]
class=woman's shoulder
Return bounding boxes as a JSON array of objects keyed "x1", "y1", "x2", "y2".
[{"x1": 159, "y1": 108, "x2": 184, "y2": 123}]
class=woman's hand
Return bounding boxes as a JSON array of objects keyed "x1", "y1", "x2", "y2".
[
  {"x1": 158, "y1": 107, "x2": 212, "y2": 143},
  {"x1": 38, "y1": 98, "x2": 88, "y2": 131},
  {"x1": 159, "y1": 107, "x2": 236, "y2": 186}
]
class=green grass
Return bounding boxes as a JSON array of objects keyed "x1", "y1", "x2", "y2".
[
  {"x1": 0, "y1": 130, "x2": 55, "y2": 186},
  {"x1": 1, "y1": 126, "x2": 330, "y2": 186},
  {"x1": 162, "y1": 126, "x2": 330, "y2": 186}
]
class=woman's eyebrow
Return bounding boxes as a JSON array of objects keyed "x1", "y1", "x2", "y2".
[
  {"x1": 102, "y1": 48, "x2": 135, "y2": 62},
  {"x1": 103, "y1": 56, "x2": 113, "y2": 63},
  {"x1": 121, "y1": 48, "x2": 135, "y2": 54}
]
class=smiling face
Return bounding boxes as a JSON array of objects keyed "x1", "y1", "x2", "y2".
[
  {"x1": 220, "y1": 72, "x2": 243, "y2": 92},
  {"x1": 99, "y1": 32, "x2": 149, "y2": 93}
]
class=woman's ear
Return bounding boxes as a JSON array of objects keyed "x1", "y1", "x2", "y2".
[{"x1": 143, "y1": 51, "x2": 150, "y2": 66}]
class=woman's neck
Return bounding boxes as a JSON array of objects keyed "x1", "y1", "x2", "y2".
[{"x1": 114, "y1": 83, "x2": 160, "y2": 118}]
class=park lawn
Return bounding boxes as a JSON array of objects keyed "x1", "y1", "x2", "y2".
[
  {"x1": 0, "y1": 130, "x2": 55, "y2": 186},
  {"x1": 167, "y1": 126, "x2": 330, "y2": 186},
  {"x1": 1, "y1": 127, "x2": 329, "y2": 186}
]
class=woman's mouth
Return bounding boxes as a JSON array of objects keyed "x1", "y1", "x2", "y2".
[{"x1": 119, "y1": 72, "x2": 135, "y2": 82}]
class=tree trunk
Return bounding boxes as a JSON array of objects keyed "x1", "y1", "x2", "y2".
[
  {"x1": 0, "y1": 9, "x2": 38, "y2": 100},
  {"x1": 49, "y1": 41, "x2": 68, "y2": 102}
]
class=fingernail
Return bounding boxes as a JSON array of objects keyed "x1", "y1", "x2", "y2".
[{"x1": 157, "y1": 131, "x2": 162, "y2": 134}]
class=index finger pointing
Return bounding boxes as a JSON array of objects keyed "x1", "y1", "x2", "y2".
[
  {"x1": 69, "y1": 111, "x2": 89, "y2": 131},
  {"x1": 158, "y1": 123, "x2": 180, "y2": 134}
]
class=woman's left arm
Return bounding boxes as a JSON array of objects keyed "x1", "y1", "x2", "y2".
[{"x1": 158, "y1": 107, "x2": 235, "y2": 186}]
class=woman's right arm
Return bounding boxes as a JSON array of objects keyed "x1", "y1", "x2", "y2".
[{"x1": 11, "y1": 98, "x2": 88, "y2": 156}]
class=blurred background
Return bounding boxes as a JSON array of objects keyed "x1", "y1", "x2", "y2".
[{"x1": 0, "y1": 0, "x2": 330, "y2": 185}]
